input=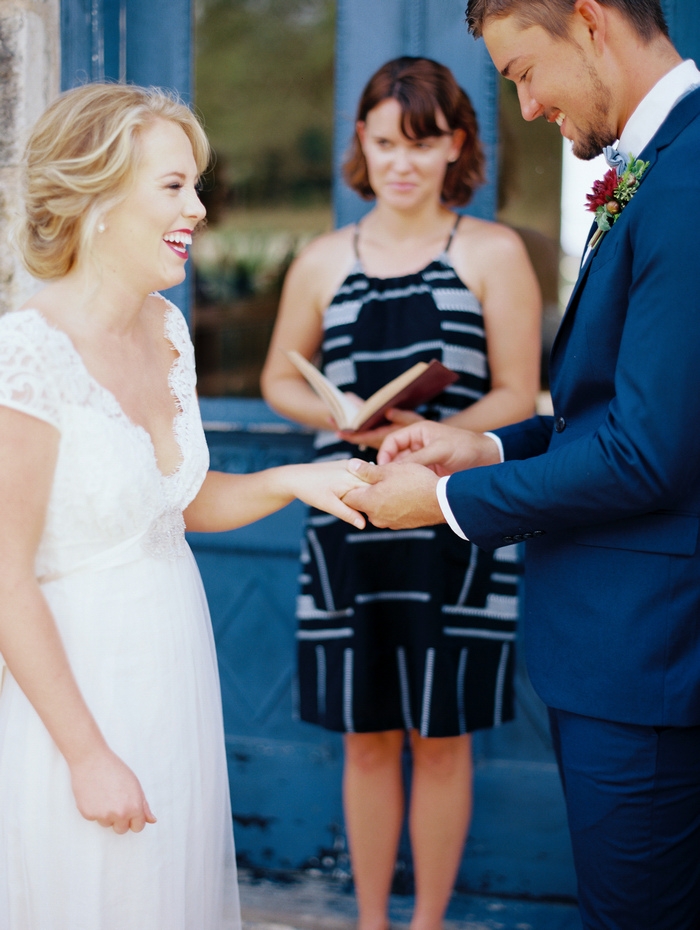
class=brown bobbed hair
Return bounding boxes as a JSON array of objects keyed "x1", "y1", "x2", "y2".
[
  {"x1": 343, "y1": 57, "x2": 486, "y2": 208},
  {"x1": 17, "y1": 82, "x2": 210, "y2": 281}
]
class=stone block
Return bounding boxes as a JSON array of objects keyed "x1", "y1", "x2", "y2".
[{"x1": 0, "y1": 0, "x2": 59, "y2": 313}]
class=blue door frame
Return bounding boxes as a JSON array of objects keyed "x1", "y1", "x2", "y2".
[
  {"x1": 60, "y1": 0, "x2": 700, "y2": 898},
  {"x1": 333, "y1": 0, "x2": 498, "y2": 226},
  {"x1": 60, "y1": 0, "x2": 193, "y2": 317}
]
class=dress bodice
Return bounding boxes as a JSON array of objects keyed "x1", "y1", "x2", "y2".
[
  {"x1": 312, "y1": 229, "x2": 489, "y2": 461},
  {"x1": 0, "y1": 298, "x2": 209, "y2": 580}
]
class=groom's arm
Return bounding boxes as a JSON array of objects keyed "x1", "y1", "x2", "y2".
[{"x1": 349, "y1": 174, "x2": 700, "y2": 550}]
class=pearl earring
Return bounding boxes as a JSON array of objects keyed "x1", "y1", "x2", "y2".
[{"x1": 97, "y1": 222, "x2": 106, "y2": 233}]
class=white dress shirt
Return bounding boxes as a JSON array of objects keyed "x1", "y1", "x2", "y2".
[
  {"x1": 618, "y1": 58, "x2": 700, "y2": 157},
  {"x1": 437, "y1": 60, "x2": 700, "y2": 541}
]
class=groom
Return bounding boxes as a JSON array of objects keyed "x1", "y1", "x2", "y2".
[{"x1": 343, "y1": 1, "x2": 700, "y2": 927}]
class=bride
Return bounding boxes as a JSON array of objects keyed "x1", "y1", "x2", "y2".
[{"x1": 0, "y1": 83, "x2": 366, "y2": 930}]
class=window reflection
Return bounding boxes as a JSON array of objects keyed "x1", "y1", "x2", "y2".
[{"x1": 193, "y1": 0, "x2": 335, "y2": 396}]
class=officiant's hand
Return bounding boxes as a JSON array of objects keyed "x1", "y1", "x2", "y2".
[
  {"x1": 337, "y1": 407, "x2": 423, "y2": 450},
  {"x1": 377, "y1": 421, "x2": 501, "y2": 475},
  {"x1": 342, "y1": 460, "x2": 444, "y2": 530},
  {"x1": 70, "y1": 745, "x2": 157, "y2": 834}
]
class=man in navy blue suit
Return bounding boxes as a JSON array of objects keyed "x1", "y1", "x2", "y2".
[{"x1": 343, "y1": 1, "x2": 700, "y2": 926}]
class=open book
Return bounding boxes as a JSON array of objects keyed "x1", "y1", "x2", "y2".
[{"x1": 286, "y1": 350, "x2": 458, "y2": 432}]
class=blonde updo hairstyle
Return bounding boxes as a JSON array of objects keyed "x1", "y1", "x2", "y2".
[{"x1": 17, "y1": 82, "x2": 210, "y2": 280}]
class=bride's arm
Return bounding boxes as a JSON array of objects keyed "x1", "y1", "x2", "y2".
[
  {"x1": 183, "y1": 461, "x2": 367, "y2": 533},
  {"x1": 0, "y1": 406, "x2": 155, "y2": 834}
]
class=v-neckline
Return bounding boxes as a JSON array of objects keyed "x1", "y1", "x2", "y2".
[{"x1": 26, "y1": 304, "x2": 185, "y2": 481}]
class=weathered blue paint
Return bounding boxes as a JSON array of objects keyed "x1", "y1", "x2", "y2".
[
  {"x1": 333, "y1": 0, "x2": 499, "y2": 227},
  {"x1": 189, "y1": 400, "x2": 348, "y2": 872},
  {"x1": 60, "y1": 0, "x2": 192, "y2": 319},
  {"x1": 331, "y1": 0, "x2": 576, "y2": 900},
  {"x1": 59, "y1": 0, "x2": 700, "y2": 901},
  {"x1": 192, "y1": 399, "x2": 578, "y2": 897},
  {"x1": 663, "y1": 0, "x2": 700, "y2": 63}
]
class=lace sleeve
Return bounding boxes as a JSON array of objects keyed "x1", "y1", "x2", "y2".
[{"x1": 0, "y1": 313, "x2": 61, "y2": 429}]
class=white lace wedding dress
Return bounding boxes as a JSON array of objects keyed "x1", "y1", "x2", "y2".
[{"x1": 0, "y1": 298, "x2": 240, "y2": 930}]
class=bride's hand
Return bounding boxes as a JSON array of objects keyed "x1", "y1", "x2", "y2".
[
  {"x1": 69, "y1": 745, "x2": 157, "y2": 834},
  {"x1": 280, "y1": 461, "x2": 370, "y2": 529}
]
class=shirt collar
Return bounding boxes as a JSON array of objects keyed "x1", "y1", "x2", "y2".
[{"x1": 618, "y1": 59, "x2": 700, "y2": 157}]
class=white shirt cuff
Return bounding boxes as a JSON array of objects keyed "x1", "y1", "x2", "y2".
[
  {"x1": 435, "y1": 433, "x2": 503, "y2": 541},
  {"x1": 436, "y1": 475, "x2": 468, "y2": 540},
  {"x1": 483, "y1": 431, "x2": 505, "y2": 463}
]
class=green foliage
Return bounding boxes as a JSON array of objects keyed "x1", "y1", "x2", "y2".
[{"x1": 195, "y1": 0, "x2": 335, "y2": 203}]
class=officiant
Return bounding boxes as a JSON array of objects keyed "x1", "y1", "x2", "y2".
[{"x1": 261, "y1": 56, "x2": 540, "y2": 930}]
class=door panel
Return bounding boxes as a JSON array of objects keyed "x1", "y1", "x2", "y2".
[
  {"x1": 333, "y1": 0, "x2": 498, "y2": 226},
  {"x1": 190, "y1": 399, "x2": 577, "y2": 896},
  {"x1": 189, "y1": 401, "x2": 347, "y2": 872}
]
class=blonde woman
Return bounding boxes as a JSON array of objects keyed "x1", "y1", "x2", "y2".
[{"x1": 0, "y1": 83, "x2": 366, "y2": 930}]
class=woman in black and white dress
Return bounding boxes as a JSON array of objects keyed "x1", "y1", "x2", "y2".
[{"x1": 262, "y1": 57, "x2": 541, "y2": 930}]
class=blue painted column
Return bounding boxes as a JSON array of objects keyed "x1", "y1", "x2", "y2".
[
  {"x1": 60, "y1": 0, "x2": 193, "y2": 319},
  {"x1": 333, "y1": 0, "x2": 499, "y2": 227},
  {"x1": 663, "y1": 0, "x2": 700, "y2": 62},
  {"x1": 331, "y1": 0, "x2": 580, "y2": 900}
]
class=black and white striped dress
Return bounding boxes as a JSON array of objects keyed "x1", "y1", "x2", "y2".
[{"x1": 296, "y1": 219, "x2": 520, "y2": 736}]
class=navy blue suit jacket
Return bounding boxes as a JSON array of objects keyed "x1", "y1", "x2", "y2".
[{"x1": 446, "y1": 87, "x2": 700, "y2": 727}]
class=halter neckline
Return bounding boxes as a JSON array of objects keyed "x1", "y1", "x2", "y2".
[{"x1": 352, "y1": 213, "x2": 461, "y2": 267}]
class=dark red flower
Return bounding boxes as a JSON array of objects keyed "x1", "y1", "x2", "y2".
[{"x1": 585, "y1": 167, "x2": 619, "y2": 212}]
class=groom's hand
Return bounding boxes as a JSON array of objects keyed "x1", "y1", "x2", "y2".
[
  {"x1": 378, "y1": 421, "x2": 501, "y2": 474},
  {"x1": 342, "y1": 460, "x2": 444, "y2": 530}
]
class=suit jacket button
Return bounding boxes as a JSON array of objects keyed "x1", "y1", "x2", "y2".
[
  {"x1": 523, "y1": 532, "x2": 533, "y2": 539},
  {"x1": 554, "y1": 416, "x2": 566, "y2": 433},
  {"x1": 533, "y1": 530, "x2": 545, "y2": 537},
  {"x1": 503, "y1": 536, "x2": 514, "y2": 543},
  {"x1": 513, "y1": 534, "x2": 524, "y2": 542}
]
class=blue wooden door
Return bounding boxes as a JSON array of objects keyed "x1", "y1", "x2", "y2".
[
  {"x1": 188, "y1": 0, "x2": 576, "y2": 897},
  {"x1": 60, "y1": 0, "x2": 193, "y2": 318},
  {"x1": 333, "y1": 0, "x2": 498, "y2": 226},
  {"x1": 60, "y1": 0, "x2": 700, "y2": 900},
  {"x1": 186, "y1": 399, "x2": 348, "y2": 872},
  {"x1": 57, "y1": 0, "x2": 573, "y2": 894},
  {"x1": 332, "y1": 0, "x2": 576, "y2": 899}
]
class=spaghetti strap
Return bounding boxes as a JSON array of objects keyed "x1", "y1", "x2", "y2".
[
  {"x1": 352, "y1": 223, "x2": 361, "y2": 259},
  {"x1": 445, "y1": 213, "x2": 461, "y2": 253}
]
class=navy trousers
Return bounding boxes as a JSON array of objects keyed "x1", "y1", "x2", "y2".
[{"x1": 548, "y1": 708, "x2": 700, "y2": 930}]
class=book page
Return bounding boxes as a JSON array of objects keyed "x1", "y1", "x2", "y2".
[{"x1": 286, "y1": 350, "x2": 358, "y2": 428}]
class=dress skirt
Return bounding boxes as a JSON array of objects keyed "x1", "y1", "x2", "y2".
[
  {"x1": 295, "y1": 239, "x2": 522, "y2": 738},
  {"x1": 0, "y1": 540, "x2": 239, "y2": 930},
  {"x1": 297, "y1": 507, "x2": 520, "y2": 736}
]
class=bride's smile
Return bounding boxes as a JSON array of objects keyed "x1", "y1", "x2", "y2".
[{"x1": 96, "y1": 118, "x2": 206, "y2": 296}]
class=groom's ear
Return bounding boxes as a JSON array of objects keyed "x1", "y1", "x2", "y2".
[{"x1": 572, "y1": 0, "x2": 608, "y2": 54}]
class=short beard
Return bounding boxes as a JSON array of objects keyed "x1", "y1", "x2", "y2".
[{"x1": 570, "y1": 61, "x2": 616, "y2": 160}]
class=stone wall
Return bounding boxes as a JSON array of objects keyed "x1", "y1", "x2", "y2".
[{"x1": 0, "y1": 0, "x2": 59, "y2": 314}]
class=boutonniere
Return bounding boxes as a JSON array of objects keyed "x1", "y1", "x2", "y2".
[{"x1": 586, "y1": 150, "x2": 649, "y2": 249}]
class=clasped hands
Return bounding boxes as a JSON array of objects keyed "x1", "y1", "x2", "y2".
[{"x1": 340, "y1": 418, "x2": 501, "y2": 530}]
